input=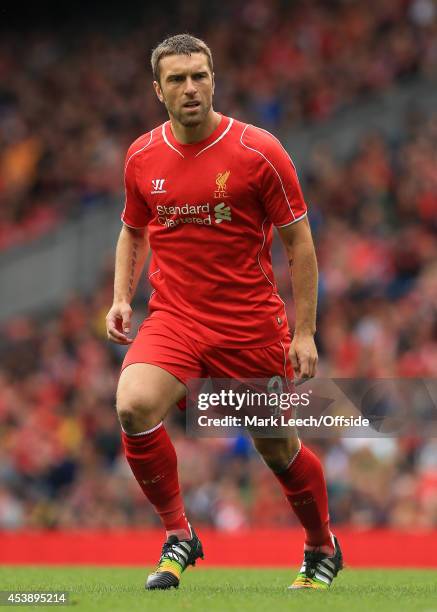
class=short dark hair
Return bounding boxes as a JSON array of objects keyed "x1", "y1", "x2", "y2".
[{"x1": 151, "y1": 34, "x2": 214, "y2": 82}]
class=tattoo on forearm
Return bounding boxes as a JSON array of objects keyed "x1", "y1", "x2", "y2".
[{"x1": 128, "y1": 241, "x2": 139, "y2": 297}]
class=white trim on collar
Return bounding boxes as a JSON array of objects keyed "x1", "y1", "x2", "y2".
[
  {"x1": 195, "y1": 118, "x2": 234, "y2": 157},
  {"x1": 162, "y1": 123, "x2": 184, "y2": 158}
]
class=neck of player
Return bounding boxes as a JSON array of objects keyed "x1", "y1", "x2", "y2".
[{"x1": 170, "y1": 109, "x2": 221, "y2": 144}]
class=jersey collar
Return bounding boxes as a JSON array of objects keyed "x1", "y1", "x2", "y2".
[{"x1": 162, "y1": 114, "x2": 233, "y2": 158}]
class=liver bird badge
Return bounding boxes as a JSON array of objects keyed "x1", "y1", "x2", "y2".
[{"x1": 215, "y1": 170, "x2": 230, "y2": 198}]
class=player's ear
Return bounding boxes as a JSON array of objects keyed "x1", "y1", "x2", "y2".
[
  {"x1": 211, "y1": 71, "x2": 215, "y2": 95},
  {"x1": 153, "y1": 80, "x2": 164, "y2": 103}
]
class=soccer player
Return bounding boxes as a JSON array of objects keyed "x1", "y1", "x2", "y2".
[{"x1": 106, "y1": 34, "x2": 343, "y2": 591}]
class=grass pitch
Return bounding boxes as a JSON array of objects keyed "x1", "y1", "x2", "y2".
[{"x1": 0, "y1": 566, "x2": 436, "y2": 612}]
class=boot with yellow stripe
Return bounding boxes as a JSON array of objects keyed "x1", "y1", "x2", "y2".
[
  {"x1": 289, "y1": 535, "x2": 343, "y2": 590},
  {"x1": 146, "y1": 527, "x2": 204, "y2": 590}
]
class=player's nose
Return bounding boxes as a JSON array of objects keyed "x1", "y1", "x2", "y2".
[{"x1": 184, "y1": 77, "x2": 197, "y2": 95}]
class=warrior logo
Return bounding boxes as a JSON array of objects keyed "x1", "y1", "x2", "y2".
[{"x1": 151, "y1": 178, "x2": 166, "y2": 194}]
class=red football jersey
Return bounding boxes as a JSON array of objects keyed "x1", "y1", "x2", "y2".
[{"x1": 121, "y1": 114, "x2": 307, "y2": 348}]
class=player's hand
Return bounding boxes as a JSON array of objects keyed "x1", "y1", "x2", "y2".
[
  {"x1": 106, "y1": 301, "x2": 133, "y2": 345},
  {"x1": 289, "y1": 333, "x2": 318, "y2": 380}
]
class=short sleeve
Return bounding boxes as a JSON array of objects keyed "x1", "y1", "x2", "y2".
[
  {"x1": 257, "y1": 134, "x2": 308, "y2": 227},
  {"x1": 121, "y1": 147, "x2": 152, "y2": 228}
]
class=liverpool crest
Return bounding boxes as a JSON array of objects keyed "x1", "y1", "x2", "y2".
[{"x1": 214, "y1": 170, "x2": 230, "y2": 198}]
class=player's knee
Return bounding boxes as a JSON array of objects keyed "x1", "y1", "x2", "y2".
[
  {"x1": 259, "y1": 450, "x2": 290, "y2": 472},
  {"x1": 116, "y1": 391, "x2": 162, "y2": 433},
  {"x1": 253, "y1": 438, "x2": 300, "y2": 473}
]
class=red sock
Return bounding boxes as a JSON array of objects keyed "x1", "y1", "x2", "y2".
[
  {"x1": 273, "y1": 443, "x2": 333, "y2": 553},
  {"x1": 121, "y1": 423, "x2": 191, "y2": 540}
]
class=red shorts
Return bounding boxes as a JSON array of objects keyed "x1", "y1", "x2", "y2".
[{"x1": 122, "y1": 312, "x2": 294, "y2": 408}]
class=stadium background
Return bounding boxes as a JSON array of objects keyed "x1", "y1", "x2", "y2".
[{"x1": 0, "y1": 0, "x2": 436, "y2": 566}]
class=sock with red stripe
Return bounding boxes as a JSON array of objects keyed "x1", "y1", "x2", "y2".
[
  {"x1": 121, "y1": 422, "x2": 191, "y2": 541},
  {"x1": 273, "y1": 442, "x2": 334, "y2": 555}
]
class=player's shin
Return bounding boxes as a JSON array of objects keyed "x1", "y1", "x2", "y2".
[
  {"x1": 121, "y1": 423, "x2": 191, "y2": 541},
  {"x1": 272, "y1": 442, "x2": 334, "y2": 554}
]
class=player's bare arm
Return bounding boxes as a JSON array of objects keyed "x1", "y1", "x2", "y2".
[
  {"x1": 106, "y1": 224, "x2": 149, "y2": 345},
  {"x1": 278, "y1": 216, "x2": 318, "y2": 379}
]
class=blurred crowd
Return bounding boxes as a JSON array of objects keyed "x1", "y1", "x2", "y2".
[
  {"x1": 0, "y1": 100, "x2": 436, "y2": 529},
  {"x1": 1, "y1": 0, "x2": 436, "y2": 249}
]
